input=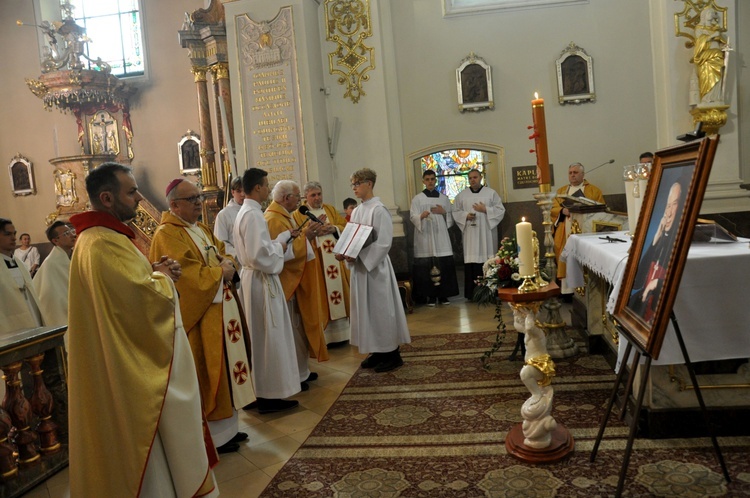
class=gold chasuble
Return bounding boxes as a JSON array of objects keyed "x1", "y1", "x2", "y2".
[
  {"x1": 68, "y1": 211, "x2": 216, "y2": 497},
  {"x1": 292, "y1": 203, "x2": 351, "y2": 320},
  {"x1": 265, "y1": 201, "x2": 329, "y2": 361},
  {"x1": 551, "y1": 181, "x2": 604, "y2": 279},
  {"x1": 150, "y1": 211, "x2": 254, "y2": 421}
]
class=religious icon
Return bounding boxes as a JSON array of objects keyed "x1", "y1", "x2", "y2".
[
  {"x1": 178, "y1": 130, "x2": 202, "y2": 175},
  {"x1": 88, "y1": 111, "x2": 120, "y2": 155},
  {"x1": 9, "y1": 155, "x2": 36, "y2": 196},
  {"x1": 456, "y1": 53, "x2": 494, "y2": 112},
  {"x1": 555, "y1": 42, "x2": 595, "y2": 105}
]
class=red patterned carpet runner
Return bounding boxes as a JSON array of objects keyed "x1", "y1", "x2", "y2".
[{"x1": 261, "y1": 331, "x2": 750, "y2": 497}]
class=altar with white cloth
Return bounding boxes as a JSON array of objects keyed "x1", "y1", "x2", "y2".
[
  {"x1": 561, "y1": 231, "x2": 750, "y2": 432},
  {"x1": 563, "y1": 230, "x2": 750, "y2": 365}
]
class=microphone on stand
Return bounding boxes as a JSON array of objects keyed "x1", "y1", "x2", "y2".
[
  {"x1": 299, "y1": 205, "x2": 339, "y2": 239},
  {"x1": 586, "y1": 159, "x2": 615, "y2": 175}
]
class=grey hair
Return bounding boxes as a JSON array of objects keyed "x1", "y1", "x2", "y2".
[
  {"x1": 271, "y1": 180, "x2": 298, "y2": 202},
  {"x1": 303, "y1": 181, "x2": 322, "y2": 196},
  {"x1": 569, "y1": 162, "x2": 585, "y2": 173},
  {"x1": 166, "y1": 179, "x2": 197, "y2": 203}
]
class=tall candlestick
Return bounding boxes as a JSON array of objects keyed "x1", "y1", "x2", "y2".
[
  {"x1": 53, "y1": 126, "x2": 59, "y2": 158},
  {"x1": 516, "y1": 217, "x2": 534, "y2": 277},
  {"x1": 531, "y1": 93, "x2": 551, "y2": 186}
]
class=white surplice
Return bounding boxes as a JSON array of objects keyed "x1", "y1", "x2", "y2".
[
  {"x1": 233, "y1": 198, "x2": 301, "y2": 399},
  {"x1": 34, "y1": 245, "x2": 70, "y2": 328},
  {"x1": 213, "y1": 198, "x2": 242, "y2": 256},
  {"x1": 453, "y1": 186, "x2": 505, "y2": 263},
  {"x1": 409, "y1": 191, "x2": 454, "y2": 258},
  {"x1": 348, "y1": 197, "x2": 411, "y2": 353},
  {"x1": 1, "y1": 254, "x2": 43, "y2": 337}
]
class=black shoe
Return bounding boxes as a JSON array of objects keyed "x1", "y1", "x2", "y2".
[
  {"x1": 242, "y1": 400, "x2": 259, "y2": 411},
  {"x1": 326, "y1": 340, "x2": 349, "y2": 349},
  {"x1": 426, "y1": 298, "x2": 436, "y2": 307},
  {"x1": 256, "y1": 398, "x2": 300, "y2": 414},
  {"x1": 305, "y1": 372, "x2": 319, "y2": 382},
  {"x1": 360, "y1": 353, "x2": 382, "y2": 369},
  {"x1": 439, "y1": 298, "x2": 450, "y2": 305},
  {"x1": 374, "y1": 349, "x2": 404, "y2": 373},
  {"x1": 216, "y1": 441, "x2": 240, "y2": 454},
  {"x1": 229, "y1": 432, "x2": 248, "y2": 444},
  {"x1": 300, "y1": 381, "x2": 310, "y2": 391}
]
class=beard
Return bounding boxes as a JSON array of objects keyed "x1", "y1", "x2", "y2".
[{"x1": 112, "y1": 198, "x2": 138, "y2": 222}]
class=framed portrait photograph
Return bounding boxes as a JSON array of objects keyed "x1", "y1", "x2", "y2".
[
  {"x1": 613, "y1": 136, "x2": 718, "y2": 359},
  {"x1": 9, "y1": 154, "x2": 36, "y2": 196},
  {"x1": 178, "y1": 130, "x2": 202, "y2": 175},
  {"x1": 456, "y1": 53, "x2": 494, "y2": 113},
  {"x1": 555, "y1": 42, "x2": 595, "y2": 105}
]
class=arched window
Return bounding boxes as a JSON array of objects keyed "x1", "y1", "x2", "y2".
[
  {"x1": 407, "y1": 143, "x2": 506, "y2": 205},
  {"x1": 67, "y1": 0, "x2": 145, "y2": 77},
  {"x1": 418, "y1": 149, "x2": 487, "y2": 203}
]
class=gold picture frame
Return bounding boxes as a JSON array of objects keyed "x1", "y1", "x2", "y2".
[{"x1": 613, "y1": 137, "x2": 718, "y2": 359}]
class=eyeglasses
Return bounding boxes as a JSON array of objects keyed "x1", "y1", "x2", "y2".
[
  {"x1": 58, "y1": 228, "x2": 76, "y2": 237},
  {"x1": 174, "y1": 194, "x2": 205, "y2": 204},
  {"x1": 351, "y1": 181, "x2": 369, "y2": 188}
]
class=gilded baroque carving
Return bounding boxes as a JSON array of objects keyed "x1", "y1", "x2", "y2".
[
  {"x1": 53, "y1": 169, "x2": 77, "y2": 207},
  {"x1": 132, "y1": 206, "x2": 159, "y2": 239},
  {"x1": 324, "y1": 0, "x2": 375, "y2": 103},
  {"x1": 675, "y1": 0, "x2": 731, "y2": 133}
]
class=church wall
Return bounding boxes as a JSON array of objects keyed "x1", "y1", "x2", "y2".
[{"x1": 385, "y1": 0, "x2": 658, "y2": 207}]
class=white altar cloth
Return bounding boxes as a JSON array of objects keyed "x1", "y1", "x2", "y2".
[{"x1": 561, "y1": 231, "x2": 750, "y2": 367}]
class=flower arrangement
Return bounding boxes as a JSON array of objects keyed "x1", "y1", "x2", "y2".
[{"x1": 472, "y1": 236, "x2": 522, "y2": 306}]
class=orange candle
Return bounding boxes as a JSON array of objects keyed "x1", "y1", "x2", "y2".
[{"x1": 531, "y1": 93, "x2": 551, "y2": 185}]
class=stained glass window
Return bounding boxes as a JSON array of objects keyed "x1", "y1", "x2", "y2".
[
  {"x1": 419, "y1": 149, "x2": 486, "y2": 203},
  {"x1": 66, "y1": 0, "x2": 145, "y2": 77}
]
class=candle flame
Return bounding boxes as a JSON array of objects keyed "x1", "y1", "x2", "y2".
[
  {"x1": 534, "y1": 92, "x2": 539, "y2": 99},
  {"x1": 522, "y1": 217, "x2": 526, "y2": 222}
]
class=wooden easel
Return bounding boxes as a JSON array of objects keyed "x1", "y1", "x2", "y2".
[{"x1": 590, "y1": 312, "x2": 731, "y2": 497}]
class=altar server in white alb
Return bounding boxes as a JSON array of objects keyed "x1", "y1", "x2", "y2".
[
  {"x1": 409, "y1": 169, "x2": 459, "y2": 306},
  {"x1": 453, "y1": 168, "x2": 505, "y2": 299},
  {"x1": 213, "y1": 176, "x2": 244, "y2": 257},
  {"x1": 0, "y1": 218, "x2": 44, "y2": 337},
  {"x1": 233, "y1": 168, "x2": 302, "y2": 414},
  {"x1": 337, "y1": 168, "x2": 411, "y2": 373},
  {"x1": 34, "y1": 221, "x2": 76, "y2": 331}
]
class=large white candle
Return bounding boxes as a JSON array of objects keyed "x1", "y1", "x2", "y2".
[{"x1": 516, "y1": 218, "x2": 534, "y2": 277}]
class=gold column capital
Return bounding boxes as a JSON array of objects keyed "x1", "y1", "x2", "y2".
[
  {"x1": 211, "y1": 63, "x2": 230, "y2": 80},
  {"x1": 191, "y1": 66, "x2": 209, "y2": 83}
]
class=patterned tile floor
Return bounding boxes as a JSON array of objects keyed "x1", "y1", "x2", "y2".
[{"x1": 28, "y1": 295, "x2": 566, "y2": 498}]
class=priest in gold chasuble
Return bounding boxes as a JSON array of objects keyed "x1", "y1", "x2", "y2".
[
  {"x1": 292, "y1": 181, "x2": 351, "y2": 345},
  {"x1": 150, "y1": 179, "x2": 254, "y2": 454},
  {"x1": 68, "y1": 164, "x2": 217, "y2": 497},
  {"x1": 265, "y1": 180, "x2": 329, "y2": 376}
]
